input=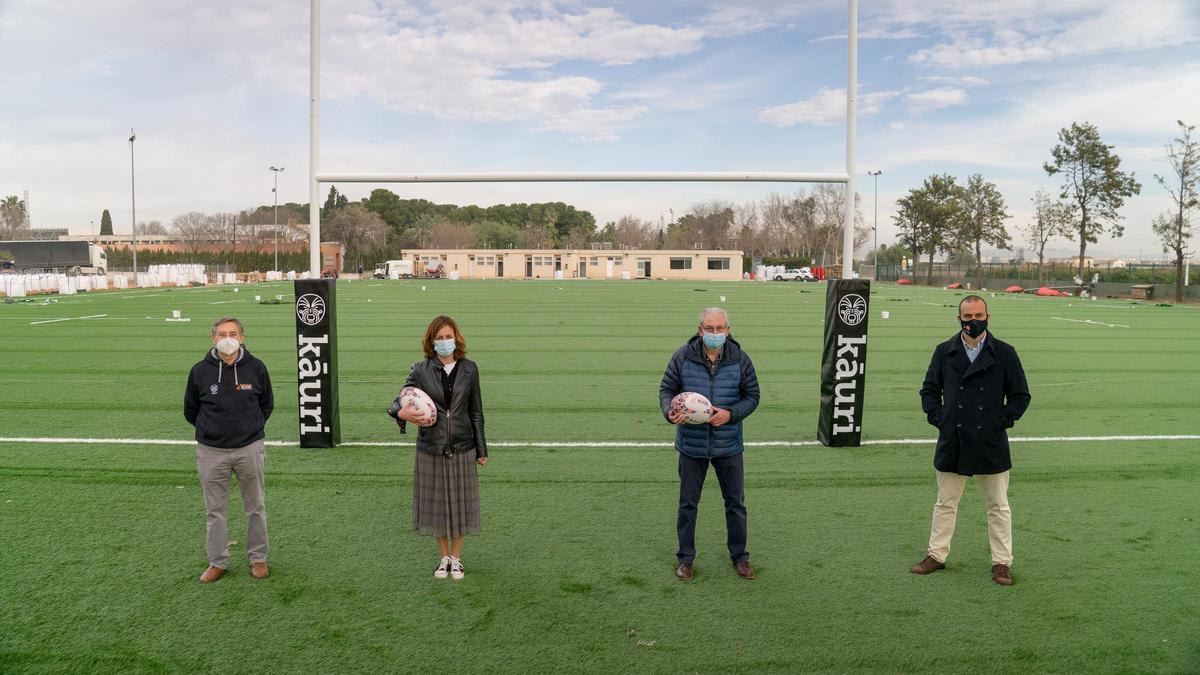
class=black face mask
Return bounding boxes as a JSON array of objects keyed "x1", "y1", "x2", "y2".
[{"x1": 960, "y1": 318, "x2": 988, "y2": 339}]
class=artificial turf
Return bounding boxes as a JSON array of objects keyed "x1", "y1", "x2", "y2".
[{"x1": 1, "y1": 279, "x2": 1198, "y2": 673}]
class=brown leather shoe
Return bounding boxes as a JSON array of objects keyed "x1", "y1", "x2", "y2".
[
  {"x1": 198, "y1": 566, "x2": 226, "y2": 584},
  {"x1": 675, "y1": 562, "x2": 694, "y2": 582},
  {"x1": 733, "y1": 559, "x2": 756, "y2": 580},
  {"x1": 991, "y1": 564, "x2": 1013, "y2": 586},
  {"x1": 250, "y1": 562, "x2": 270, "y2": 580},
  {"x1": 910, "y1": 555, "x2": 945, "y2": 575}
]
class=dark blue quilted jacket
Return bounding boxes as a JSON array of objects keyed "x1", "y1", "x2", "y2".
[{"x1": 659, "y1": 335, "x2": 760, "y2": 458}]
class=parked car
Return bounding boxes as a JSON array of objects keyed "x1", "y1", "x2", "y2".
[{"x1": 775, "y1": 267, "x2": 817, "y2": 282}]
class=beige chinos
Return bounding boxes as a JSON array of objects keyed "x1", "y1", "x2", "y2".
[
  {"x1": 196, "y1": 440, "x2": 268, "y2": 568},
  {"x1": 927, "y1": 469, "x2": 1012, "y2": 566}
]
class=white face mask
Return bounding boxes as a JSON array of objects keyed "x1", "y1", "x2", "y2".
[
  {"x1": 215, "y1": 337, "x2": 241, "y2": 356},
  {"x1": 434, "y1": 338, "x2": 455, "y2": 357}
]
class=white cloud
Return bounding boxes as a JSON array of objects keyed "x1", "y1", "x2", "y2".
[
  {"x1": 863, "y1": 62, "x2": 1200, "y2": 253},
  {"x1": 810, "y1": 26, "x2": 923, "y2": 43},
  {"x1": 757, "y1": 88, "x2": 900, "y2": 127},
  {"x1": 920, "y1": 75, "x2": 990, "y2": 87},
  {"x1": 905, "y1": 87, "x2": 967, "y2": 114},
  {"x1": 901, "y1": 0, "x2": 1198, "y2": 68}
]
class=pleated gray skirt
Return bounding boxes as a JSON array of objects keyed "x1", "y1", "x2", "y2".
[{"x1": 412, "y1": 450, "x2": 481, "y2": 538}]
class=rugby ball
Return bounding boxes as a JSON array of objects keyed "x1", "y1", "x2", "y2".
[
  {"x1": 671, "y1": 392, "x2": 714, "y2": 424},
  {"x1": 398, "y1": 386, "x2": 437, "y2": 427}
]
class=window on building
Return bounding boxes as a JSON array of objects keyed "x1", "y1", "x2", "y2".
[
  {"x1": 707, "y1": 257, "x2": 730, "y2": 270},
  {"x1": 670, "y1": 257, "x2": 693, "y2": 270},
  {"x1": 590, "y1": 257, "x2": 598, "y2": 266}
]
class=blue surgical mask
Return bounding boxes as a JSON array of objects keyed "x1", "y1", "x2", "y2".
[
  {"x1": 702, "y1": 332, "x2": 726, "y2": 349},
  {"x1": 434, "y1": 338, "x2": 456, "y2": 357}
]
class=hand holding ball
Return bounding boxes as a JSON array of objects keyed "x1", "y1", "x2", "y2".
[
  {"x1": 670, "y1": 392, "x2": 713, "y2": 425},
  {"x1": 397, "y1": 387, "x2": 437, "y2": 427}
]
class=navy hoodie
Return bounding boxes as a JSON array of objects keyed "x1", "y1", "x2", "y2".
[{"x1": 184, "y1": 345, "x2": 274, "y2": 449}]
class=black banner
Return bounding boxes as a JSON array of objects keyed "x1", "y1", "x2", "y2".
[
  {"x1": 817, "y1": 279, "x2": 871, "y2": 447},
  {"x1": 294, "y1": 279, "x2": 341, "y2": 448}
]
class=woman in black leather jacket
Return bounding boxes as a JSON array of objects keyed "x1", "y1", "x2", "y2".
[{"x1": 389, "y1": 315, "x2": 488, "y2": 580}]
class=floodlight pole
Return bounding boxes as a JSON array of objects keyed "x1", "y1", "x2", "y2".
[
  {"x1": 841, "y1": 0, "x2": 857, "y2": 278},
  {"x1": 271, "y1": 166, "x2": 284, "y2": 271},
  {"x1": 129, "y1": 129, "x2": 138, "y2": 274},
  {"x1": 868, "y1": 169, "x2": 881, "y2": 277},
  {"x1": 309, "y1": 0, "x2": 321, "y2": 276}
]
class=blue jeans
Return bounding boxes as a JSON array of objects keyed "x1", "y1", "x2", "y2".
[{"x1": 676, "y1": 452, "x2": 748, "y2": 564}]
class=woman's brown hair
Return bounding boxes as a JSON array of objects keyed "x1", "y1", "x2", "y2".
[{"x1": 422, "y1": 315, "x2": 466, "y2": 360}]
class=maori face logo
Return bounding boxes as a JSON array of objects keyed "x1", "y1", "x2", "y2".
[
  {"x1": 838, "y1": 293, "x2": 867, "y2": 326},
  {"x1": 296, "y1": 293, "x2": 326, "y2": 326}
]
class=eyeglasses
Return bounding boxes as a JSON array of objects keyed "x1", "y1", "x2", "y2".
[{"x1": 700, "y1": 325, "x2": 728, "y2": 333}]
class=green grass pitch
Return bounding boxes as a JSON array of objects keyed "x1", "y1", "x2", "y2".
[{"x1": 1, "y1": 279, "x2": 1198, "y2": 673}]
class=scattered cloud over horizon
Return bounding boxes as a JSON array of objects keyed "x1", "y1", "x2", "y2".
[{"x1": 1, "y1": 0, "x2": 1197, "y2": 256}]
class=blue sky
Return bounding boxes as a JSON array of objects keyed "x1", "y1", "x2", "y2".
[{"x1": 2, "y1": 0, "x2": 1198, "y2": 260}]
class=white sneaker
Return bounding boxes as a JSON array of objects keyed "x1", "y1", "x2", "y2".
[
  {"x1": 448, "y1": 556, "x2": 464, "y2": 580},
  {"x1": 434, "y1": 555, "x2": 451, "y2": 579}
]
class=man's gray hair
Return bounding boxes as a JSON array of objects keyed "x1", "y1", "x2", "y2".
[
  {"x1": 211, "y1": 317, "x2": 245, "y2": 336},
  {"x1": 698, "y1": 307, "x2": 729, "y2": 325}
]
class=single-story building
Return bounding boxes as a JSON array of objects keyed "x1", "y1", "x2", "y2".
[{"x1": 400, "y1": 248, "x2": 743, "y2": 280}]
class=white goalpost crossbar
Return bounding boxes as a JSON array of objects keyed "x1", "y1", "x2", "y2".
[
  {"x1": 315, "y1": 172, "x2": 850, "y2": 184},
  {"x1": 308, "y1": 0, "x2": 858, "y2": 276}
]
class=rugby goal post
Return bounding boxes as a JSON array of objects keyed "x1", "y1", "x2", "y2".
[
  {"x1": 306, "y1": 0, "x2": 860, "y2": 277},
  {"x1": 302, "y1": 0, "x2": 868, "y2": 449}
]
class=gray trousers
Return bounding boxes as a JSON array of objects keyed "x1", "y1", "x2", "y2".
[{"x1": 196, "y1": 440, "x2": 268, "y2": 568}]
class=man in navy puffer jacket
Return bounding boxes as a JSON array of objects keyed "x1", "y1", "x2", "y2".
[{"x1": 660, "y1": 307, "x2": 760, "y2": 582}]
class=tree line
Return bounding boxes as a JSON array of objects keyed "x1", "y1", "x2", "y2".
[
  {"x1": 888, "y1": 120, "x2": 1196, "y2": 302},
  {"x1": 7, "y1": 120, "x2": 1194, "y2": 300}
]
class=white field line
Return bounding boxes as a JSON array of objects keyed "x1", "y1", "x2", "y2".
[
  {"x1": 28, "y1": 314, "x2": 107, "y2": 325},
  {"x1": 0, "y1": 435, "x2": 1196, "y2": 449},
  {"x1": 1051, "y1": 316, "x2": 1130, "y2": 328}
]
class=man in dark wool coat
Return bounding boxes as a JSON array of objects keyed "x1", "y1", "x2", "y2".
[{"x1": 911, "y1": 295, "x2": 1031, "y2": 585}]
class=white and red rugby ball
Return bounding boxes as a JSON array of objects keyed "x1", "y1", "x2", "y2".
[
  {"x1": 398, "y1": 386, "x2": 437, "y2": 426},
  {"x1": 671, "y1": 392, "x2": 714, "y2": 424}
]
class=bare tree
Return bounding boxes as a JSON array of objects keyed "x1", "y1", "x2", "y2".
[
  {"x1": 136, "y1": 220, "x2": 168, "y2": 236},
  {"x1": 733, "y1": 202, "x2": 760, "y2": 263},
  {"x1": 1152, "y1": 120, "x2": 1199, "y2": 303},
  {"x1": 1022, "y1": 190, "x2": 1074, "y2": 284},
  {"x1": 204, "y1": 212, "x2": 240, "y2": 251},
  {"x1": 172, "y1": 211, "x2": 210, "y2": 254},
  {"x1": 324, "y1": 204, "x2": 389, "y2": 271},
  {"x1": 610, "y1": 215, "x2": 654, "y2": 249},
  {"x1": 760, "y1": 193, "x2": 791, "y2": 256},
  {"x1": 427, "y1": 218, "x2": 477, "y2": 249},
  {"x1": 807, "y1": 185, "x2": 869, "y2": 265}
]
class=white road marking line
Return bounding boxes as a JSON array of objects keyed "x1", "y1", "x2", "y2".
[
  {"x1": 28, "y1": 314, "x2": 108, "y2": 325},
  {"x1": 0, "y1": 435, "x2": 1196, "y2": 449},
  {"x1": 1056, "y1": 314, "x2": 1128, "y2": 326}
]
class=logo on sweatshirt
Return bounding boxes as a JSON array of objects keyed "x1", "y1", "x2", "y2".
[{"x1": 210, "y1": 384, "x2": 218, "y2": 396}]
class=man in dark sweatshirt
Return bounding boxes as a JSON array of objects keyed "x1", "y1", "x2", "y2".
[{"x1": 184, "y1": 317, "x2": 274, "y2": 583}]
